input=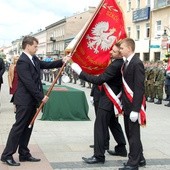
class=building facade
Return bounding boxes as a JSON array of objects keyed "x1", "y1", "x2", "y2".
[
  {"x1": 118, "y1": 0, "x2": 170, "y2": 61},
  {"x1": 45, "y1": 7, "x2": 96, "y2": 57},
  {"x1": 1, "y1": 1, "x2": 170, "y2": 62}
]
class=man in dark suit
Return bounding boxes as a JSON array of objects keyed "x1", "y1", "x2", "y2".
[
  {"x1": 0, "y1": 58, "x2": 5, "y2": 91},
  {"x1": 1, "y1": 36, "x2": 70, "y2": 166},
  {"x1": 119, "y1": 38, "x2": 146, "y2": 170},
  {"x1": 71, "y1": 42, "x2": 127, "y2": 164}
]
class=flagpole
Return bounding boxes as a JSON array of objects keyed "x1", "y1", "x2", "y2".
[
  {"x1": 29, "y1": 0, "x2": 105, "y2": 128},
  {"x1": 28, "y1": 62, "x2": 66, "y2": 128}
]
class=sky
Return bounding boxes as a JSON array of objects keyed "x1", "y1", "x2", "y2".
[{"x1": 0, "y1": 0, "x2": 101, "y2": 46}]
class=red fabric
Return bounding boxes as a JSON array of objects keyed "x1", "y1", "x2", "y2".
[
  {"x1": 10, "y1": 67, "x2": 18, "y2": 94},
  {"x1": 122, "y1": 83, "x2": 146, "y2": 126},
  {"x1": 167, "y1": 58, "x2": 170, "y2": 72},
  {"x1": 103, "y1": 84, "x2": 122, "y2": 114},
  {"x1": 71, "y1": 0, "x2": 127, "y2": 75}
]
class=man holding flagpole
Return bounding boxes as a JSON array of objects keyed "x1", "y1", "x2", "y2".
[
  {"x1": 71, "y1": 42, "x2": 127, "y2": 164},
  {"x1": 1, "y1": 36, "x2": 70, "y2": 166},
  {"x1": 68, "y1": 0, "x2": 128, "y2": 166}
]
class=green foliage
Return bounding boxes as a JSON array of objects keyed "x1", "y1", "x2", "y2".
[{"x1": 165, "y1": 53, "x2": 170, "y2": 58}]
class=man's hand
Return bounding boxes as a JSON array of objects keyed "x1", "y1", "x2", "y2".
[
  {"x1": 130, "y1": 111, "x2": 138, "y2": 122},
  {"x1": 90, "y1": 97, "x2": 94, "y2": 105},
  {"x1": 62, "y1": 55, "x2": 71, "y2": 63},
  {"x1": 42, "y1": 95, "x2": 49, "y2": 104},
  {"x1": 71, "y1": 63, "x2": 82, "y2": 75}
]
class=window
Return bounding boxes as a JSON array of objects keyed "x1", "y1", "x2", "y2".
[
  {"x1": 137, "y1": 0, "x2": 140, "y2": 8},
  {"x1": 154, "y1": 52, "x2": 160, "y2": 61},
  {"x1": 154, "y1": 0, "x2": 167, "y2": 8},
  {"x1": 136, "y1": 25, "x2": 140, "y2": 40},
  {"x1": 146, "y1": 0, "x2": 150, "y2": 6},
  {"x1": 127, "y1": 0, "x2": 131, "y2": 11},
  {"x1": 156, "y1": 20, "x2": 162, "y2": 36},
  {"x1": 167, "y1": 0, "x2": 170, "y2": 5},
  {"x1": 127, "y1": 27, "x2": 131, "y2": 37},
  {"x1": 135, "y1": 53, "x2": 140, "y2": 57},
  {"x1": 143, "y1": 53, "x2": 149, "y2": 61},
  {"x1": 146, "y1": 23, "x2": 150, "y2": 38}
]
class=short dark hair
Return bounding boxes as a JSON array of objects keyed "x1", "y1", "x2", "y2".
[
  {"x1": 114, "y1": 41, "x2": 121, "y2": 48},
  {"x1": 121, "y1": 38, "x2": 135, "y2": 52},
  {"x1": 22, "y1": 36, "x2": 39, "y2": 50}
]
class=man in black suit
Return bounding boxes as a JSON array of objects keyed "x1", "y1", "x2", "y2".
[
  {"x1": 1, "y1": 36, "x2": 70, "y2": 166},
  {"x1": 0, "y1": 58, "x2": 5, "y2": 91},
  {"x1": 71, "y1": 42, "x2": 127, "y2": 164},
  {"x1": 119, "y1": 38, "x2": 146, "y2": 170}
]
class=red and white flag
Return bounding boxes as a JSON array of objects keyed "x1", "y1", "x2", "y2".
[{"x1": 70, "y1": 0, "x2": 127, "y2": 75}]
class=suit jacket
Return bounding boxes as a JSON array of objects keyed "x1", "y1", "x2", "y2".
[
  {"x1": 122, "y1": 55, "x2": 145, "y2": 114},
  {"x1": 165, "y1": 71, "x2": 170, "y2": 86},
  {"x1": 90, "y1": 84, "x2": 101, "y2": 102},
  {"x1": 0, "y1": 58, "x2": 5, "y2": 84},
  {"x1": 79, "y1": 59, "x2": 123, "y2": 111},
  {"x1": 14, "y1": 53, "x2": 63, "y2": 106}
]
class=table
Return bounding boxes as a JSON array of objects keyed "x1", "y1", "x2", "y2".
[{"x1": 41, "y1": 85, "x2": 89, "y2": 121}]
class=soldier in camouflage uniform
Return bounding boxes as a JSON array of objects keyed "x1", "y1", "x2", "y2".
[
  {"x1": 154, "y1": 61, "x2": 165, "y2": 104},
  {"x1": 147, "y1": 62, "x2": 157, "y2": 102}
]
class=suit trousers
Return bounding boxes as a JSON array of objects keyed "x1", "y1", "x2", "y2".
[
  {"x1": 109, "y1": 114, "x2": 126, "y2": 151},
  {"x1": 124, "y1": 114, "x2": 144, "y2": 166},
  {"x1": 94, "y1": 108, "x2": 126, "y2": 161},
  {"x1": 1, "y1": 105, "x2": 37, "y2": 159}
]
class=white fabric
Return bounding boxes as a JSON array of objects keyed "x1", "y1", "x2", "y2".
[
  {"x1": 130, "y1": 111, "x2": 139, "y2": 122},
  {"x1": 71, "y1": 63, "x2": 82, "y2": 75},
  {"x1": 90, "y1": 97, "x2": 94, "y2": 105},
  {"x1": 23, "y1": 51, "x2": 35, "y2": 66},
  {"x1": 103, "y1": 83, "x2": 122, "y2": 115}
]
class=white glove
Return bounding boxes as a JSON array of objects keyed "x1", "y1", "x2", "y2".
[
  {"x1": 71, "y1": 63, "x2": 82, "y2": 75},
  {"x1": 130, "y1": 111, "x2": 139, "y2": 122},
  {"x1": 90, "y1": 97, "x2": 94, "y2": 105}
]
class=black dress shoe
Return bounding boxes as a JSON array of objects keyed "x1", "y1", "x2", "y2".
[
  {"x1": 148, "y1": 98, "x2": 154, "y2": 103},
  {"x1": 107, "y1": 150, "x2": 127, "y2": 157},
  {"x1": 123, "y1": 159, "x2": 146, "y2": 167},
  {"x1": 119, "y1": 165, "x2": 138, "y2": 170},
  {"x1": 82, "y1": 156, "x2": 104, "y2": 164},
  {"x1": 164, "y1": 102, "x2": 170, "y2": 107},
  {"x1": 138, "y1": 159, "x2": 146, "y2": 167},
  {"x1": 89, "y1": 145, "x2": 94, "y2": 148},
  {"x1": 1, "y1": 157, "x2": 20, "y2": 166},
  {"x1": 19, "y1": 156, "x2": 41, "y2": 162},
  {"x1": 154, "y1": 100, "x2": 162, "y2": 104}
]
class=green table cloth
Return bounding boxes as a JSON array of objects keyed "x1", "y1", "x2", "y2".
[{"x1": 41, "y1": 85, "x2": 89, "y2": 121}]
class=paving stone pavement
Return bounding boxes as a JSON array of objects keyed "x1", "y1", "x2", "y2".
[{"x1": 0, "y1": 71, "x2": 170, "y2": 170}]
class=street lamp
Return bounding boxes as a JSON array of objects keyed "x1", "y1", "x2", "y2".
[
  {"x1": 162, "y1": 29, "x2": 168, "y2": 39},
  {"x1": 162, "y1": 27, "x2": 170, "y2": 62}
]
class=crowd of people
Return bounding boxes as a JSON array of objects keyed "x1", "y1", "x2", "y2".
[
  {"x1": 0, "y1": 35, "x2": 169, "y2": 170},
  {"x1": 144, "y1": 60, "x2": 170, "y2": 107}
]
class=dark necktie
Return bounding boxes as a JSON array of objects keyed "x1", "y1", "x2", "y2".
[
  {"x1": 32, "y1": 56, "x2": 36, "y2": 66},
  {"x1": 123, "y1": 59, "x2": 128, "y2": 73}
]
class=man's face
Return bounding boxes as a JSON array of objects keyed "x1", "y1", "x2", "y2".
[
  {"x1": 27, "y1": 41, "x2": 38, "y2": 56},
  {"x1": 110, "y1": 45, "x2": 121, "y2": 59},
  {"x1": 120, "y1": 42, "x2": 130, "y2": 57}
]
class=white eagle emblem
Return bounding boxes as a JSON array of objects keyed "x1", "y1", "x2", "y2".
[{"x1": 86, "y1": 21, "x2": 117, "y2": 54}]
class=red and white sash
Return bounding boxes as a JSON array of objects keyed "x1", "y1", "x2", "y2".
[
  {"x1": 103, "y1": 83, "x2": 123, "y2": 116},
  {"x1": 122, "y1": 76, "x2": 146, "y2": 126}
]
